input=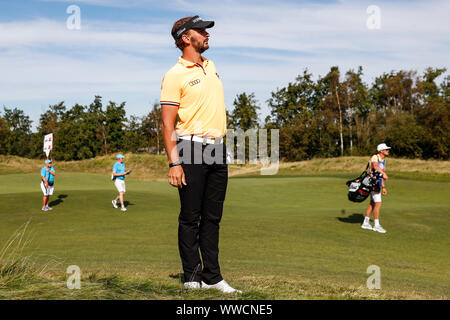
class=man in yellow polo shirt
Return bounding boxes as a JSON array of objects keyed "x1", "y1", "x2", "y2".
[{"x1": 160, "y1": 15, "x2": 241, "y2": 294}]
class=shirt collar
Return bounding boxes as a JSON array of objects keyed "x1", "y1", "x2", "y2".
[{"x1": 178, "y1": 56, "x2": 209, "y2": 69}]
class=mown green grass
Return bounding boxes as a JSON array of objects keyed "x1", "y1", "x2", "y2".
[{"x1": 0, "y1": 170, "x2": 449, "y2": 299}]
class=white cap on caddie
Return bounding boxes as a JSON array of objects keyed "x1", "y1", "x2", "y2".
[{"x1": 377, "y1": 143, "x2": 391, "y2": 152}]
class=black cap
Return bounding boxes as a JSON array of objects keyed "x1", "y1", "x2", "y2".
[{"x1": 172, "y1": 16, "x2": 214, "y2": 40}]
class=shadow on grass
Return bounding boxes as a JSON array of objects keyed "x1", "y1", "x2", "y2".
[
  {"x1": 337, "y1": 213, "x2": 364, "y2": 224},
  {"x1": 82, "y1": 274, "x2": 184, "y2": 299},
  {"x1": 124, "y1": 201, "x2": 135, "y2": 207},
  {"x1": 169, "y1": 273, "x2": 184, "y2": 283},
  {"x1": 49, "y1": 194, "x2": 68, "y2": 207}
]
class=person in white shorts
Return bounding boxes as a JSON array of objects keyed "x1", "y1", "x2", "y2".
[
  {"x1": 361, "y1": 143, "x2": 391, "y2": 233},
  {"x1": 40, "y1": 159, "x2": 56, "y2": 211},
  {"x1": 112, "y1": 154, "x2": 131, "y2": 212}
]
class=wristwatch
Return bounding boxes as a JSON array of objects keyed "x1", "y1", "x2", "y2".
[{"x1": 169, "y1": 160, "x2": 182, "y2": 168}]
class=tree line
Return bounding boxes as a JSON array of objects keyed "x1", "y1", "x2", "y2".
[
  {"x1": 0, "y1": 66, "x2": 448, "y2": 161},
  {"x1": 0, "y1": 96, "x2": 163, "y2": 160},
  {"x1": 230, "y1": 66, "x2": 449, "y2": 160}
]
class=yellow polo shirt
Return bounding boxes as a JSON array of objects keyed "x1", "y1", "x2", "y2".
[{"x1": 160, "y1": 57, "x2": 227, "y2": 138}]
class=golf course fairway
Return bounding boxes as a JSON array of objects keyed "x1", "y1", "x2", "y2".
[{"x1": 0, "y1": 170, "x2": 449, "y2": 299}]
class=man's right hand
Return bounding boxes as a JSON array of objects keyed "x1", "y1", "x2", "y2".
[
  {"x1": 382, "y1": 172, "x2": 389, "y2": 180},
  {"x1": 168, "y1": 166, "x2": 187, "y2": 188}
]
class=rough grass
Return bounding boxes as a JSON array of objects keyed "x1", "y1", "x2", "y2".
[
  {"x1": 0, "y1": 276, "x2": 416, "y2": 300},
  {"x1": 0, "y1": 154, "x2": 169, "y2": 180},
  {"x1": 274, "y1": 157, "x2": 450, "y2": 182},
  {"x1": 0, "y1": 154, "x2": 264, "y2": 180},
  {"x1": 0, "y1": 220, "x2": 59, "y2": 292},
  {"x1": 0, "y1": 269, "x2": 440, "y2": 300},
  {"x1": 1, "y1": 155, "x2": 449, "y2": 181}
]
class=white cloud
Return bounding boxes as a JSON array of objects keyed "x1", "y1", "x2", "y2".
[
  {"x1": 1, "y1": 0, "x2": 448, "y2": 126},
  {"x1": 38, "y1": 0, "x2": 159, "y2": 7},
  {"x1": 0, "y1": 19, "x2": 170, "y2": 52}
]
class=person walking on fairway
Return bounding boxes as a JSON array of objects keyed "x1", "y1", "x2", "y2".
[
  {"x1": 361, "y1": 143, "x2": 391, "y2": 233},
  {"x1": 160, "y1": 16, "x2": 241, "y2": 293},
  {"x1": 41, "y1": 159, "x2": 56, "y2": 211},
  {"x1": 112, "y1": 154, "x2": 130, "y2": 212}
]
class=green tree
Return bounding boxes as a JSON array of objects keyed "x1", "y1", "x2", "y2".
[
  {"x1": 370, "y1": 70, "x2": 418, "y2": 112},
  {"x1": 417, "y1": 67, "x2": 447, "y2": 103},
  {"x1": 279, "y1": 112, "x2": 313, "y2": 161},
  {"x1": 229, "y1": 92, "x2": 260, "y2": 130},
  {"x1": 2, "y1": 107, "x2": 32, "y2": 157},
  {"x1": 30, "y1": 102, "x2": 66, "y2": 158},
  {"x1": 267, "y1": 69, "x2": 316, "y2": 126},
  {"x1": 441, "y1": 74, "x2": 449, "y2": 104},
  {"x1": 413, "y1": 68, "x2": 449, "y2": 159},
  {"x1": 384, "y1": 111, "x2": 425, "y2": 158},
  {"x1": 317, "y1": 66, "x2": 344, "y2": 157},
  {"x1": 86, "y1": 96, "x2": 106, "y2": 157},
  {"x1": 416, "y1": 101, "x2": 449, "y2": 159},
  {"x1": 105, "y1": 101, "x2": 126, "y2": 153},
  {"x1": 56, "y1": 104, "x2": 91, "y2": 160},
  {"x1": 141, "y1": 103, "x2": 163, "y2": 154},
  {"x1": 0, "y1": 117, "x2": 10, "y2": 154},
  {"x1": 123, "y1": 115, "x2": 145, "y2": 153},
  {"x1": 343, "y1": 67, "x2": 370, "y2": 155}
]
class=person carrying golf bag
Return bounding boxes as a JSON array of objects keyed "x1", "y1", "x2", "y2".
[
  {"x1": 361, "y1": 143, "x2": 391, "y2": 233},
  {"x1": 346, "y1": 164, "x2": 380, "y2": 203}
]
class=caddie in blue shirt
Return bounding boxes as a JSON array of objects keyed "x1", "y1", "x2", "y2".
[
  {"x1": 40, "y1": 159, "x2": 56, "y2": 211},
  {"x1": 112, "y1": 154, "x2": 131, "y2": 212}
]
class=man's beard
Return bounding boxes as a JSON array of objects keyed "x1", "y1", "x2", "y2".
[{"x1": 191, "y1": 37, "x2": 209, "y2": 53}]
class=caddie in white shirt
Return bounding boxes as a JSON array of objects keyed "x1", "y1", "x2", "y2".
[{"x1": 361, "y1": 143, "x2": 391, "y2": 233}]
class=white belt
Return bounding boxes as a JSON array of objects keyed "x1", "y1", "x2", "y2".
[{"x1": 178, "y1": 135, "x2": 223, "y2": 145}]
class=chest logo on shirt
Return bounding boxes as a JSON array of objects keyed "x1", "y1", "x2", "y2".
[{"x1": 189, "y1": 79, "x2": 201, "y2": 86}]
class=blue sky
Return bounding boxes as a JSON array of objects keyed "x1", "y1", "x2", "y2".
[{"x1": 0, "y1": 0, "x2": 449, "y2": 129}]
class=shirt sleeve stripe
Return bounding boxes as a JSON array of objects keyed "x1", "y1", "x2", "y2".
[{"x1": 160, "y1": 101, "x2": 180, "y2": 106}]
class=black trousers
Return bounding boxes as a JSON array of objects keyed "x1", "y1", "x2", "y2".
[{"x1": 177, "y1": 140, "x2": 228, "y2": 285}]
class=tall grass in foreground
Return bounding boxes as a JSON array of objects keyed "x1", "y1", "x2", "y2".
[{"x1": 0, "y1": 220, "x2": 57, "y2": 289}]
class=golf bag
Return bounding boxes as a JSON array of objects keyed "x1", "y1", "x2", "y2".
[{"x1": 346, "y1": 163, "x2": 381, "y2": 203}]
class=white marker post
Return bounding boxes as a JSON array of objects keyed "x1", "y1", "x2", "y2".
[{"x1": 44, "y1": 133, "x2": 53, "y2": 159}]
